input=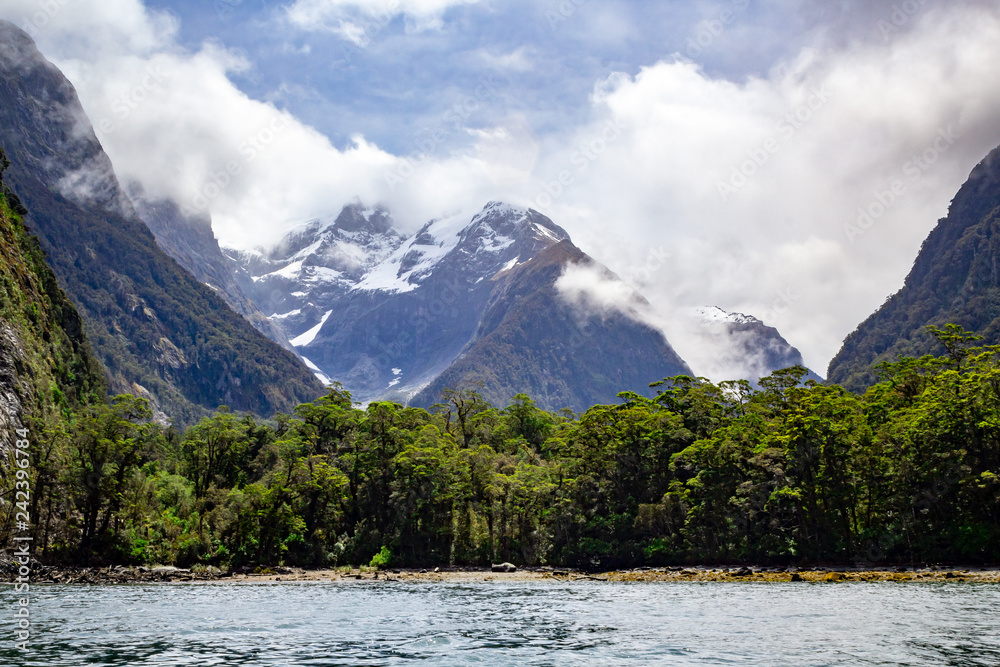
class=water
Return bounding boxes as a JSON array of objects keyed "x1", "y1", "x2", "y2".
[{"x1": 3, "y1": 581, "x2": 1000, "y2": 665}]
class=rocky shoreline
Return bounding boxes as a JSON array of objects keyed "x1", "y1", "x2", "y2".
[{"x1": 3, "y1": 558, "x2": 999, "y2": 585}]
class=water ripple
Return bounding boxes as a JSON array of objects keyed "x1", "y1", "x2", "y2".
[{"x1": 2, "y1": 582, "x2": 999, "y2": 666}]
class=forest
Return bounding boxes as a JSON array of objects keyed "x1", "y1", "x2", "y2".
[{"x1": 4, "y1": 323, "x2": 999, "y2": 571}]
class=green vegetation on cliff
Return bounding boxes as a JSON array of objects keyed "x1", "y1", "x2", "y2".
[
  {"x1": 0, "y1": 22, "x2": 324, "y2": 426},
  {"x1": 0, "y1": 150, "x2": 104, "y2": 423}
]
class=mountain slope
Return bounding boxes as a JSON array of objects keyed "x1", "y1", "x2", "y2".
[
  {"x1": 129, "y1": 191, "x2": 292, "y2": 348},
  {"x1": 692, "y1": 307, "x2": 823, "y2": 385},
  {"x1": 0, "y1": 21, "x2": 323, "y2": 424},
  {"x1": 411, "y1": 241, "x2": 693, "y2": 411},
  {"x1": 224, "y1": 202, "x2": 406, "y2": 344},
  {"x1": 0, "y1": 166, "x2": 104, "y2": 454},
  {"x1": 828, "y1": 144, "x2": 1000, "y2": 390}
]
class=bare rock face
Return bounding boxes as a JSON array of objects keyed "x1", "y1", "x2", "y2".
[{"x1": 0, "y1": 323, "x2": 27, "y2": 458}]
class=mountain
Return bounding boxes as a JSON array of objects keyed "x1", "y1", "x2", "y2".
[
  {"x1": 0, "y1": 21, "x2": 323, "y2": 425},
  {"x1": 828, "y1": 144, "x2": 1000, "y2": 391},
  {"x1": 223, "y1": 202, "x2": 405, "y2": 351},
  {"x1": 229, "y1": 201, "x2": 693, "y2": 411},
  {"x1": 692, "y1": 306, "x2": 824, "y2": 385},
  {"x1": 0, "y1": 163, "x2": 104, "y2": 454},
  {"x1": 410, "y1": 240, "x2": 693, "y2": 410},
  {"x1": 128, "y1": 189, "x2": 293, "y2": 348}
]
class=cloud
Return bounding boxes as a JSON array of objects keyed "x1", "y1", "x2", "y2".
[
  {"x1": 477, "y1": 47, "x2": 534, "y2": 73},
  {"x1": 555, "y1": 261, "x2": 661, "y2": 328},
  {"x1": 4, "y1": 0, "x2": 1000, "y2": 382},
  {"x1": 283, "y1": 0, "x2": 479, "y2": 44},
  {"x1": 1, "y1": 0, "x2": 506, "y2": 246},
  {"x1": 520, "y1": 2, "x2": 1000, "y2": 375},
  {"x1": 13, "y1": 0, "x2": 176, "y2": 56},
  {"x1": 667, "y1": 308, "x2": 805, "y2": 384}
]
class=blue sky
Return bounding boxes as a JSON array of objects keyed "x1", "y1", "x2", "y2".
[
  {"x1": 5, "y1": 0, "x2": 1000, "y2": 376},
  {"x1": 143, "y1": 0, "x2": 810, "y2": 154}
]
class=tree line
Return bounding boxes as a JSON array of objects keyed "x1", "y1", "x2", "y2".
[{"x1": 2, "y1": 325, "x2": 999, "y2": 569}]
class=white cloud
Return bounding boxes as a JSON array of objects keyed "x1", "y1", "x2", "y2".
[
  {"x1": 554, "y1": 262, "x2": 670, "y2": 336},
  {"x1": 283, "y1": 0, "x2": 478, "y2": 44},
  {"x1": 519, "y1": 3, "x2": 1000, "y2": 376},
  {"x1": 14, "y1": 0, "x2": 175, "y2": 56},
  {"x1": 555, "y1": 262, "x2": 644, "y2": 318},
  {"x1": 478, "y1": 47, "x2": 534, "y2": 72}
]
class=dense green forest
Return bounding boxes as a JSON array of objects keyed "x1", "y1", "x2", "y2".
[{"x1": 4, "y1": 322, "x2": 999, "y2": 570}]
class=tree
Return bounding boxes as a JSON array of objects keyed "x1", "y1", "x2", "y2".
[{"x1": 69, "y1": 395, "x2": 155, "y2": 561}]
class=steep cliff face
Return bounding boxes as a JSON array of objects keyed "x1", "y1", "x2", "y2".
[
  {"x1": 828, "y1": 145, "x2": 1000, "y2": 390},
  {"x1": 0, "y1": 175, "x2": 104, "y2": 455},
  {"x1": 0, "y1": 21, "x2": 323, "y2": 425}
]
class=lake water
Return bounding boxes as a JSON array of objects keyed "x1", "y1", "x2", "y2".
[{"x1": 3, "y1": 581, "x2": 1000, "y2": 665}]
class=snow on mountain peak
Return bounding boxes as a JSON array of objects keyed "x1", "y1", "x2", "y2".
[
  {"x1": 696, "y1": 306, "x2": 761, "y2": 326},
  {"x1": 351, "y1": 202, "x2": 569, "y2": 294}
]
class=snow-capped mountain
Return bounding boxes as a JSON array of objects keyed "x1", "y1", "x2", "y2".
[
  {"x1": 352, "y1": 201, "x2": 569, "y2": 294},
  {"x1": 224, "y1": 203, "x2": 406, "y2": 338},
  {"x1": 225, "y1": 202, "x2": 692, "y2": 410},
  {"x1": 691, "y1": 306, "x2": 824, "y2": 384}
]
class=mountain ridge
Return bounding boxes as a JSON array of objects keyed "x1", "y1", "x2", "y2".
[
  {"x1": 828, "y1": 143, "x2": 1000, "y2": 389},
  {"x1": 0, "y1": 20, "x2": 324, "y2": 425},
  {"x1": 692, "y1": 306, "x2": 824, "y2": 385}
]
